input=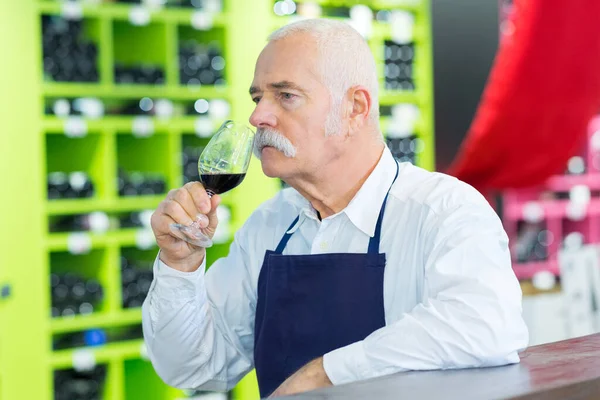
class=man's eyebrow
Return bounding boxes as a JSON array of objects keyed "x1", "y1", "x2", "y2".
[{"x1": 249, "y1": 81, "x2": 307, "y2": 96}]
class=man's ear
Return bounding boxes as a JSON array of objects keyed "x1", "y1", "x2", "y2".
[{"x1": 346, "y1": 85, "x2": 372, "y2": 135}]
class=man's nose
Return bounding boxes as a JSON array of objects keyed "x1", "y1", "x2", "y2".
[{"x1": 249, "y1": 99, "x2": 277, "y2": 128}]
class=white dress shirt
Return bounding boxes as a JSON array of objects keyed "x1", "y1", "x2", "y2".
[{"x1": 142, "y1": 146, "x2": 529, "y2": 392}]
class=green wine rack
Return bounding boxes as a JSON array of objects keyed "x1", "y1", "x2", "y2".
[{"x1": 0, "y1": 0, "x2": 433, "y2": 399}]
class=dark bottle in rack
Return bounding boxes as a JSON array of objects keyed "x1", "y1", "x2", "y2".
[
  {"x1": 119, "y1": 97, "x2": 155, "y2": 115},
  {"x1": 118, "y1": 169, "x2": 167, "y2": 197},
  {"x1": 386, "y1": 136, "x2": 418, "y2": 165},
  {"x1": 121, "y1": 256, "x2": 154, "y2": 309},
  {"x1": 384, "y1": 40, "x2": 415, "y2": 91},
  {"x1": 54, "y1": 365, "x2": 107, "y2": 400},
  {"x1": 49, "y1": 212, "x2": 111, "y2": 233},
  {"x1": 182, "y1": 145, "x2": 203, "y2": 183},
  {"x1": 114, "y1": 63, "x2": 165, "y2": 85},
  {"x1": 119, "y1": 210, "x2": 153, "y2": 229},
  {"x1": 48, "y1": 171, "x2": 95, "y2": 200},
  {"x1": 514, "y1": 222, "x2": 549, "y2": 263},
  {"x1": 51, "y1": 272, "x2": 104, "y2": 318},
  {"x1": 179, "y1": 40, "x2": 226, "y2": 86},
  {"x1": 169, "y1": 0, "x2": 224, "y2": 9},
  {"x1": 42, "y1": 16, "x2": 99, "y2": 83}
]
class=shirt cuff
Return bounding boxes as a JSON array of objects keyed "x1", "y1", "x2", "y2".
[
  {"x1": 323, "y1": 341, "x2": 370, "y2": 385},
  {"x1": 151, "y1": 252, "x2": 207, "y2": 302}
]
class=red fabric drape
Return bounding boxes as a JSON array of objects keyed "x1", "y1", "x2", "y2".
[{"x1": 447, "y1": 0, "x2": 600, "y2": 194}]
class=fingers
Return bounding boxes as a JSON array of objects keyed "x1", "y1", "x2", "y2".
[
  {"x1": 150, "y1": 205, "x2": 178, "y2": 236},
  {"x1": 151, "y1": 183, "x2": 219, "y2": 242},
  {"x1": 183, "y1": 182, "x2": 212, "y2": 215},
  {"x1": 155, "y1": 196, "x2": 193, "y2": 228},
  {"x1": 164, "y1": 183, "x2": 211, "y2": 221}
]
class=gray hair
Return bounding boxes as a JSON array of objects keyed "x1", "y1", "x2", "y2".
[{"x1": 268, "y1": 18, "x2": 380, "y2": 135}]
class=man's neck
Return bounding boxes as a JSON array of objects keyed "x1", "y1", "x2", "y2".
[{"x1": 289, "y1": 138, "x2": 385, "y2": 219}]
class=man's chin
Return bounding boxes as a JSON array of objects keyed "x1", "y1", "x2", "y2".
[
  {"x1": 260, "y1": 159, "x2": 281, "y2": 178},
  {"x1": 259, "y1": 148, "x2": 284, "y2": 178}
]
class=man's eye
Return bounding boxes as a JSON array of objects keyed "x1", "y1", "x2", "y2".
[
  {"x1": 252, "y1": 97, "x2": 261, "y2": 104},
  {"x1": 280, "y1": 92, "x2": 296, "y2": 101}
]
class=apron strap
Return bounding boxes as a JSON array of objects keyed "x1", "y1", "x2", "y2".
[
  {"x1": 367, "y1": 161, "x2": 400, "y2": 254},
  {"x1": 274, "y1": 215, "x2": 300, "y2": 254}
]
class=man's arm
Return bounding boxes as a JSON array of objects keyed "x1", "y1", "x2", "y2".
[
  {"x1": 142, "y1": 229, "x2": 257, "y2": 392},
  {"x1": 320, "y1": 199, "x2": 529, "y2": 385},
  {"x1": 269, "y1": 357, "x2": 332, "y2": 397}
]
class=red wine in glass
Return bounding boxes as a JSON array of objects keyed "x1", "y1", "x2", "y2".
[
  {"x1": 170, "y1": 120, "x2": 254, "y2": 247},
  {"x1": 200, "y1": 173, "x2": 246, "y2": 195}
]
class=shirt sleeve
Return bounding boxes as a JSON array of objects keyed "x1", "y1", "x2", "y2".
[
  {"x1": 142, "y1": 228, "x2": 257, "y2": 392},
  {"x1": 322, "y1": 198, "x2": 530, "y2": 385}
]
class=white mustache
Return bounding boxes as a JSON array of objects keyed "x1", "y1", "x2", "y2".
[{"x1": 253, "y1": 128, "x2": 297, "y2": 159}]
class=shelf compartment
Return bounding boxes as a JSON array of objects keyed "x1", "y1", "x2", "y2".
[
  {"x1": 116, "y1": 133, "x2": 172, "y2": 197},
  {"x1": 53, "y1": 363, "x2": 108, "y2": 400},
  {"x1": 41, "y1": 14, "x2": 101, "y2": 84},
  {"x1": 177, "y1": 24, "x2": 227, "y2": 87},
  {"x1": 46, "y1": 133, "x2": 107, "y2": 201},
  {"x1": 113, "y1": 20, "x2": 167, "y2": 86},
  {"x1": 49, "y1": 249, "x2": 110, "y2": 320},
  {"x1": 124, "y1": 358, "x2": 187, "y2": 400}
]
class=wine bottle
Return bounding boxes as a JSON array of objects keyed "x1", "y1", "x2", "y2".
[
  {"x1": 51, "y1": 272, "x2": 104, "y2": 318},
  {"x1": 179, "y1": 40, "x2": 225, "y2": 86},
  {"x1": 42, "y1": 16, "x2": 99, "y2": 83},
  {"x1": 118, "y1": 170, "x2": 167, "y2": 196},
  {"x1": 386, "y1": 136, "x2": 417, "y2": 165},
  {"x1": 384, "y1": 40, "x2": 415, "y2": 91}
]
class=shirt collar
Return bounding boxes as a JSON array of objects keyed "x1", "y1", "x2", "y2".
[
  {"x1": 285, "y1": 146, "x2": 398, "y2": 237},
  {"x1": 343, "y1": 146, "x2": 398, "y2": 237}
]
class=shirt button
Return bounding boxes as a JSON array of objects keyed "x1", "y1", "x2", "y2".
[{"x1": 320, "y1": 241, "x2": 328, "y2": 251}]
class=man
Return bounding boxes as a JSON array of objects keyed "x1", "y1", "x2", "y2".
[{"x1": 142, "y1": 19, "x2": 529, "y2": 398}]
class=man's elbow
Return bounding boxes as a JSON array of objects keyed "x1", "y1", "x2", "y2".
[
  {"x1": 151, "y1": 359, "x2": 228, "y2": 392},
  {"x1": 472, "y1": 313, "x2": 530, "y2": 367}
]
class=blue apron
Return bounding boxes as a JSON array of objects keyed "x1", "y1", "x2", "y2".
[{"x1": 253, "y1": 162, "x2": 399, "y2": 398}]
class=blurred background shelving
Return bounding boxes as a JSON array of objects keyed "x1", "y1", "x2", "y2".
[{"x1": 1, "y1": 0, "x2": 434, "y2": 399}]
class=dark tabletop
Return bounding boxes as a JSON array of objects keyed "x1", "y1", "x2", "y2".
[{"x1": 276, "y1": 333, "x2": 600, "y2": 399}]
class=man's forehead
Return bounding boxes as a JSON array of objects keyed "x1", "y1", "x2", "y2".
[{"x1": 252, "y1": 42, "x2": 321, "y2": 92}]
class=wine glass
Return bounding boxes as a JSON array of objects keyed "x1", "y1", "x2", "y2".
[{"x1": 170, "y1": 120, "x2": 255, "y2": 247}]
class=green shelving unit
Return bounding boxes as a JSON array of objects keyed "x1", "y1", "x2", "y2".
[{"x1": 0, "y1": 1, "x2": 433, "y2": 400}]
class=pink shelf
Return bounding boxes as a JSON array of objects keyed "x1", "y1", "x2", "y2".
[
  {"x1": 504, "y1": 198, "x2": 600, "y2": 221},
  {"x1": 503, "y1": 116, "x2": 600, "y2": 279},
  {"x1": 546, "y1": 173, "x2": 600, "y2": 192},
  {"x1": 512, "y1": 260, "x2": 560, "y2": 281}
]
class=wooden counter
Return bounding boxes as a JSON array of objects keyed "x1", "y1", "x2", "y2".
[{"x1": 279, "y1": 334, "x2": 600, "y2": 399}]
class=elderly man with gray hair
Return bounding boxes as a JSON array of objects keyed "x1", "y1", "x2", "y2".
[{"x1": 142, "y1": 19, "x2": 528, "y2": 398}]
